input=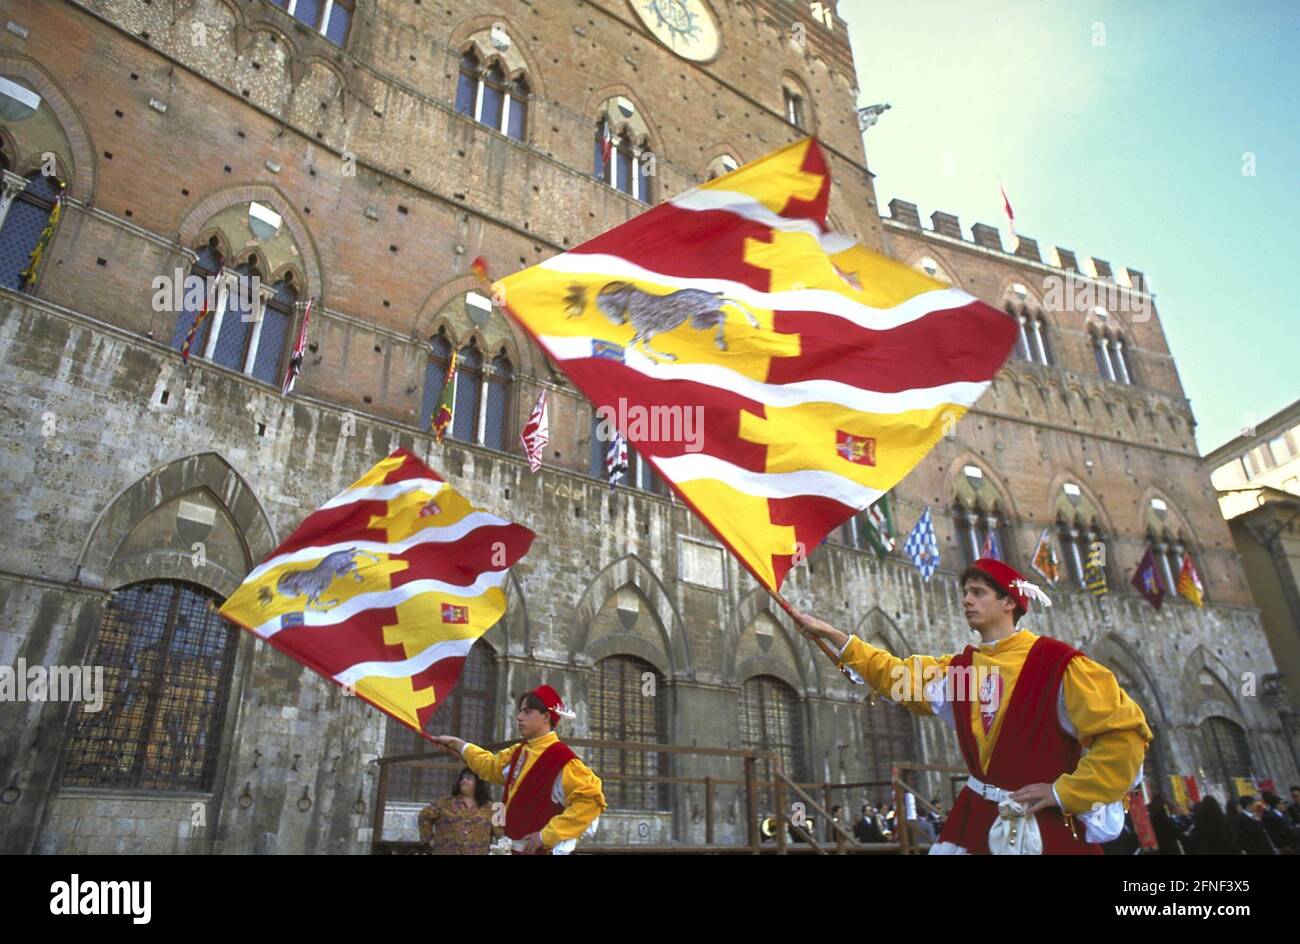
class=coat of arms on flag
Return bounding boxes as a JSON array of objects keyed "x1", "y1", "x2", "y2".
[
  {"x1": 1176, "y1": 553, "x2": 1204, "y2": 608},
  {"x1": 485, "y1": 137, "x2": 1017, "y2": 592},
  {"x1": 1030, "y1": 528, "x2": 1060, "y2": 584},
  {"x1": 1131, "y1": 546, "x2": 1164, "y2": 610},
  {"x1": 218, "y1": 448, "x2": 534, "y2": 736},
  {"x1": 835, "y1": 431, "x2": 876, "y2": 466}
]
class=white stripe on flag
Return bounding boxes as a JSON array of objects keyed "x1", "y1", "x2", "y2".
[
  {"x1": 670, "y1": 188, "x2": 858, "y2": 254},
  {"x1": 538, "y1": 252, "x2": 980, "y2": 333},
  {"x1": 540, "y1": 334, "x2": 989, "y2": 414},
  {"x1": 251, "y1": 572, "x2": 509, "y2": 638},
  {"x1": 245, "y1": 510, "x2": 513, "y2": 583},
  {"x1": 654, "y1": 453, "x2": 882, "y2": 508},
  {"x1": 319, "y1": 478, "x2": 446, "y2": 511},
  {"x1": 335, "y1": 636, "x2": 475, "y2": 688}
]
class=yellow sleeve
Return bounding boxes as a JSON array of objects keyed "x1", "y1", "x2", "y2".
[
  {"x1": 539, "y1": 757, "x2": 607, "y2": 848},
  {"x1": 462, "y1": 742, "x2": 514, "y2": 786},
  {"x1": 1053, "y1": 656, "x2": 1153, "y2": 814},
  {"x1": 838, "y1": 635, "x2": 953, "y2": 717}
]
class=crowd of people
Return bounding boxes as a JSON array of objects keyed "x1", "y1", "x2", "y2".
[{"x1": 1103, "y1": 786, "x2": 1300, "y2": 855}]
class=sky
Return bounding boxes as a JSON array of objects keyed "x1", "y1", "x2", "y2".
[{"x1": 839, "y1": 0, "x2": 1300, "y2": 453}]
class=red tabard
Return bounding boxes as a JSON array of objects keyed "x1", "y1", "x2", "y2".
[
  {"x1": 937, "y1": 636, "x2": 1101, "y2": 855},
  {"x1": 502, "y1": 741, "x2": 577, "y2": 841}
]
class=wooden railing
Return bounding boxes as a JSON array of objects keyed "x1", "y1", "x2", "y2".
[{"x1": 372, "y1": 737, "x2": 967, "y2": 854}]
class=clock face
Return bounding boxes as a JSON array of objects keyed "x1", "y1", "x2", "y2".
[{"x1": 629, "y1": 0, "x2": 720, "y2": 62}]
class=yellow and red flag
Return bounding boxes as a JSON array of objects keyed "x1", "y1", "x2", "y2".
[
  {"x1": 1176, "y1": 552, "x2": 1204, "y2": 608},
  {"x1": 491, "y1": 138, "x2": 1017, "y2": 591},
  {"x1": 218, "y1": 448, "x2": 533, "y2": 736}
]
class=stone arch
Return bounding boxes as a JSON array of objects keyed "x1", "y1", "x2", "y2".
[
  {"x1": 585, "y1": 85, "x2": 666, "y2": 160},
  {"x1": 75, "y1": 452, "x2": 278, "y2": 598},
  {"x1": 0, "y1": 55, "x2": 97, "y2": 203},
  {"x1": 853, "y1": 607, "x2": 912, "y2": 655},
  {"x1": 1093, "y1": 633, "x2": 1169, "y2": 725},
  {"x1": 0, "y1": 126, "x2": 18, "y2": 169},
  {"x1": 702, "y1": 144, "x2": 745, "y2": 180},
  {"x1": 1182, "y1": 646, "x2": 1247, "y2": 726},
  {"x1": 943, "y1": 451, "x2": 1020, "y2": 521},
  {"x1": 902, "y1": 247, "x2": 964, "y2": 290},
  {"x1": 779, "y1": 70, "x2": 816, "y2": 134},
  {"x1": 411, "y1": 273, "x2": 536, "y2": 378},
  {"x1": 1135, "y1": 485, "x2": 1200, "y2": 549},
  {"x1": 569, "y1": 554, "x2": 689, "y2": 676},
  {"x1": 727, "y1": 585, "x2": 819, "y2": 691},
  {"x1": 1043, "y1": 470, "x2": 1116, "y2": 535},
  {"x1": 448, "y1": 14, "x2": 547, "y2": 101},
  {"x1": 177, "y1": 184, "x2": 323, "y2": 302},
  {"x1": 285, "y1": 57, "x2": 349, "y2": 134}
]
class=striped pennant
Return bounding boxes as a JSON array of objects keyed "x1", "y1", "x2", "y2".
[
  {"x1": 217, "y1": 448, "x2": 534, "y2": 737},
  {"x1": 493, "y1": 137, "x2": 1017, "y2": 591}
]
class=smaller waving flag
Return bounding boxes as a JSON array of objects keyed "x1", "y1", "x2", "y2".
[
  {"x1": 980, "y1": 529, "x2": 1002, "y2": 561},
  {"x1": 863, "y1": 493, "x2": 895, "y2": 559},
  {"x1": 999, "y1": 183, "x2": 1017, "y2": 241},
  {"x1": 19, "y1": 183, "x2": 64, "y2": 291},
  {"x1": 1131, "y1": 546, "x2": 1164, "y2": 610},
  {"x1": 281, "y1": 297, "x2": 314, "y2": 395},
  {"x1": 1176, "y1": 553, "x2": 1204, "y2": 608},
  {"x1": 180, "y1": 255, "x2": 223, "y2": 365},
  {"x1": 1030, "y1": 528, "x2": 1060, "y2": 585},
  {"x1": 432, "y1": 350, "x2": 458, "y2": 444},
  {"x1": 595, "y1": 119, "x2": 613, "y2": 180},
  {"x1": 903, "y1": 506, "x2": 940, "y2": 582},
  {"x1": 520, "y1": 389, "x2": 549, "y2": 473},
  {"x1": 217, "y1": 448, "x2": 534, "y2": 737},
  {"x1": 605, "y1": 430, "x2": 628, "y2": 489}
]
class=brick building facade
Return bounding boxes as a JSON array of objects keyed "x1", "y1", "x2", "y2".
[{"x1": 0, "y1": 0, "x2": 1293, "y2": 854}]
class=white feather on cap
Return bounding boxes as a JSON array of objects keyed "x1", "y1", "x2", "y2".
[{"x1": 1012, "y1": 579, "x2": 1052, "y2": 608}]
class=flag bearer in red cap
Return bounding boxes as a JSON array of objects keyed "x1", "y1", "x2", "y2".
[
  {"x1": 433, "y1": 684, "x2": 605, "y2": 855},
  {"x1": 791, "y1": 558, "x2": 1151, "y2": 855}
]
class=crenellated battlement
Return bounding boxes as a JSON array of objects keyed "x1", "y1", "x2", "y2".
[{"x1": 884, "y1": 198, "x2": 1151, "y2": 296}]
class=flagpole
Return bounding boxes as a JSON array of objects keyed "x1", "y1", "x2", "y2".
[{"x1": 768, "y1": 590, "x2": 858, "y2": 683}]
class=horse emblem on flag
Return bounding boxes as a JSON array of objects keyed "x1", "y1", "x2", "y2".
[
  {"x1": 567, "y1": 281, "x2": 762, "y2": 362},
  {"x1": 275, "y1": 548, "x2": 383, "y2": 611}
]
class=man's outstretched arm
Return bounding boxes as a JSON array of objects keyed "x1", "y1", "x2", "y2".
[{"x1": 788, "y1": 609, "x2": 951, "y2": 717}]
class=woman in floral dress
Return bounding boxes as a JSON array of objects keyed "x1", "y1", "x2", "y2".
[{"x1": 418, "y1": 768, "x2": 500, "y2": 854}]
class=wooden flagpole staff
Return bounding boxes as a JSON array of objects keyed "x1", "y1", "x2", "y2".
[{"x1": 769, "y1": 591, "x2": 858, "y2": 684}]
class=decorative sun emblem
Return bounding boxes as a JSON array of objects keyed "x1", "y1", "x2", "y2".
[
  {"x1": 630, "y1": 0, "x2": 719, "y2": 61},
  {"x1": 643, "y1": 0, "x2": 702, "y2": 46}
]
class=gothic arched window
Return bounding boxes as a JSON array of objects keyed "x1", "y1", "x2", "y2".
[
  {"x1": 589, "y1": 655, "x2": 668, "y2": 810},
  {"x1": 0, "y1": 172, "x2": 64, "y2": 290},
  {"x1": 740, "y1": 675, "x2": 806, "y2": 813},
  {"x1": 60, "y1": 581, "x2": 239, "y2": 791}
]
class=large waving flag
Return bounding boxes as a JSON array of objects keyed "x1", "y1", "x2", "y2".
[
  {"x1": 218, "y1": 448, "x2": 533, "y2": 736},
  {"x1": 491, "y1": 138, "x2": 1016, "y2": 591}
]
